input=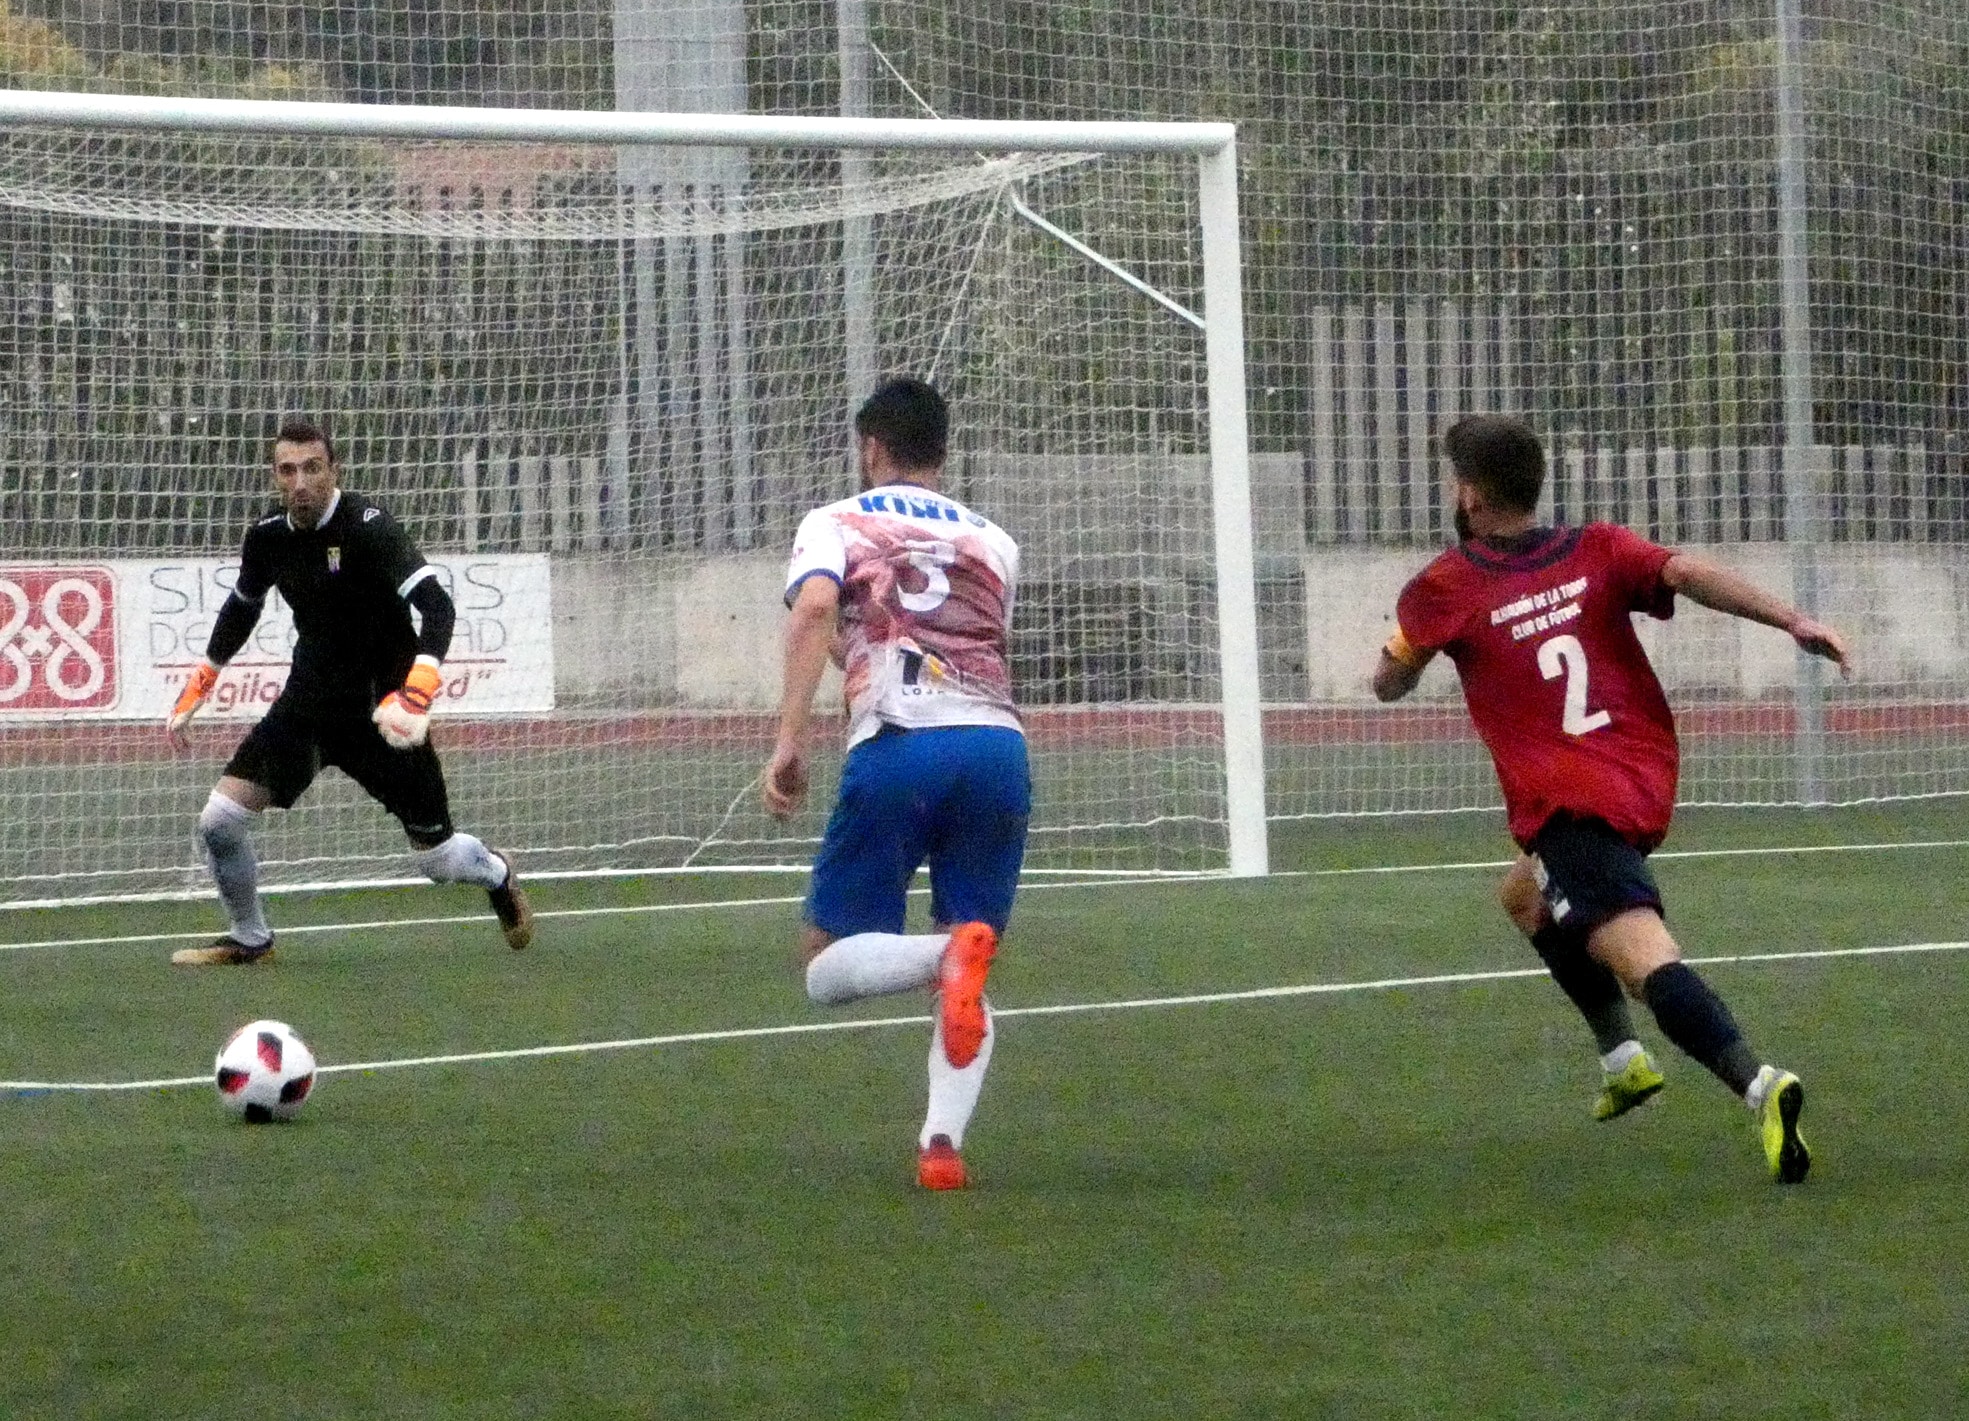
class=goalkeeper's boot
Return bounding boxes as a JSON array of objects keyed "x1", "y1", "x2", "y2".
[
  {"x1": 171, "y1": 935, "x2": 275, "y2": 967},
  {"x1": 917, "y1": 1134, "x2": 969, "y2": 1191},
  {"x1": 937, "y1": 922, "x2": 997, "y2": 1069},
  {"x1": 1752, "y1": 1066, "x2": 1811, "y2": 1184},
  {"x1": 487, "y1": 852, "x2": 534, "y2": 951},
  {"x1": 1593, "y1": 1047, "x2": 1666, "y2": 1122}
]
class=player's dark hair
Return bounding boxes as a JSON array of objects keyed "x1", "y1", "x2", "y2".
[
  {"x1": 275, "y1": 418, "x2": 337, "y2": 466},
  {"x1": 1443, "y1": 414, "x2": 1545, "y2": 513},
  {"x1": 854, "y1": 377, "x2": 947, "y2": 470}
]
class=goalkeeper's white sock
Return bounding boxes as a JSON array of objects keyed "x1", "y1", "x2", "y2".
[
  {"x1": 413, "y1": 832, "x2": 509, "y2": 890},
  {"x1": 921, "y1": 999, "x2": 993, "y2": 1150},
  {"x1": 805, "y1": 932, "x2": 947, "y2": 1004},
  {"x1": 197, "y1": 792, "x2": 271, "y2": 949}
]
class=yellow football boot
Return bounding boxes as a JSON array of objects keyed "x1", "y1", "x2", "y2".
[
  {"x1": 1593, "y1": 1048, "x2": 1665, "y2": 1121},
  {"x1": 1756, "y1": 1067, "x2": 1811, "y2": 1184}
]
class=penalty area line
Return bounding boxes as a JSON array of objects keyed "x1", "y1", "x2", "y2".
[
  {"x1": 5, "y1": 936, "x2": 1965, "y2": 1095},
  {"x1": 0, "y1": 893, "x2": 813, "y2": 954},
  {"x1": 0, "y1": 862, "x2": 1203, "y2": 912},
  {"x1": 5, "y1": 836, "x2": 1962, "y2": 954},
  {"x1": 0, "y1": 872, "x2": 1216, "y2": 954}
]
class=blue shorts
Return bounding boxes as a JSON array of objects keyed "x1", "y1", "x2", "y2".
[{"x1": 806, "y1": 724, "x2": 1031, "y2": 937}]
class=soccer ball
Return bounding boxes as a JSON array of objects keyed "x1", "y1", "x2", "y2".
[{"x1": 213, "y1": 1019, "x2": 317, "y2": 1123}]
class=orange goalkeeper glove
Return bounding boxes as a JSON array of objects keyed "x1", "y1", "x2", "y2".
[
  {"x1": 373, "y1": 658, "x2": 443, "y2": 750},
  {"x1": 167, "y1": 661, "x2": 220, "y2": 747}
]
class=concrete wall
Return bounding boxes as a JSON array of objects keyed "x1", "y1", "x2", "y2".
[
  {"x1": 552, "y1": 551, "x2": 838, "y2": 710},
  {"x1": 552, "y1": 542, "x2": 1969, "y2": 709}
]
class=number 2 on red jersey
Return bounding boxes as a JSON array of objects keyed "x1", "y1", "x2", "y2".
[{"x1": 1536, "y1": 633, "x2": 1611, "y2": 736}]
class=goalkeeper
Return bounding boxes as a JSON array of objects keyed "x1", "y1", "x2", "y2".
[{"x1": 165, "y1": 419, "x2": 532, "y2": 965}]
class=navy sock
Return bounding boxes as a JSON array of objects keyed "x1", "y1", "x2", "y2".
[
  {"x1": 1531, "y1": 924, "x2": 1636, "y2": 1055},
  {"x1": 1641, "y1": 962, "x2": 1760, "y2": 1095}
]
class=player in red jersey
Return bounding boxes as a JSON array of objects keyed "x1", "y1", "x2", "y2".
[{"x1": 1373, "y1": 415, "x2": 1850, "y2": 1183}]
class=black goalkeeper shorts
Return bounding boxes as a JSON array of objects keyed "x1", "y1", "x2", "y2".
[
  {"x1": 224, "y1": 692, "x2": 455, "y2": 841},
  {"x1": 1530, "y1": 812, "x2": 1663, "y2": 936}
]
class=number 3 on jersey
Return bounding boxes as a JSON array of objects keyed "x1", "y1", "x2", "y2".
[
  {"x1": 1537, "y1": 633, "x2": 1611, "y2": 735},
  {"x1": 898, "y1": 540, "x2": 956, "y2": 613}
]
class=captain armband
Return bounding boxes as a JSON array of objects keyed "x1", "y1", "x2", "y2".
[{"x1": 1383, "y1": 626, "x2": 1429, "y2": 670}]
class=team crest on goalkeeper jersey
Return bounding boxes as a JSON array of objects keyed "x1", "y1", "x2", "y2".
[{"x1": 326, "y1": 547, "x2": 341, "y2": 573}]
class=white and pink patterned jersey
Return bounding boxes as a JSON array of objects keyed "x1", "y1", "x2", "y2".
[{"x1": 785, "y1": 481, "x2": 1021, "y2": 748}]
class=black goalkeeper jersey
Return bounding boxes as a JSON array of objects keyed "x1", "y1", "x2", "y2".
[{"x1": 231, "y1": 490, "x2": 432, "y2": 707}]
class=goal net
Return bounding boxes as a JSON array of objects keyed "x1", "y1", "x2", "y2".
[
  {"x1": 859, "y1": 2, "x2": 1969, "y2": 832},
  {"x1": 0, "y1": 100, "x2": 1260, "y2": 903},
  {"x1": 1247, "y1": 0, "x2": 1969, "y2": 826},
  {"x1": 867, "y1": 0, "x2": 1969, "y2": 829},
  {"x1": 3, "y1": 0, "x2": 1963, "y2": 909}
]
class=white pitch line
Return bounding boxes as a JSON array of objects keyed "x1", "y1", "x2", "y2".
[
  {"x1": 1653, "y1": 836, "x2": 1969, "y2": 862},
  {"x1": 0, "y1": 872, "x2": 1213, "y2": 953},
  {"x1": 1269, "y1": 835, "x2": 1969, "y2": 880},
  {"x1": 5, "y1": 937, "x2": 1964, "y2": 1095},
  {"x1": 6, "y1": 831, "x2": 1964, "y2": 918},
  {"x1": 0, "y1": 861, "x2": 1210, "y2": 912},
  {"x1": 6, "y1": 835, "x2": 1964, "y2": 955},
  {"x1": 0, "y1": 894, "x2": 811, "y2": 953}
]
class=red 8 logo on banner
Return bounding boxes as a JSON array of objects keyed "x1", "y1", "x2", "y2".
[{"x1": 0, "y1": 568, "x2": 118, "y2": 712}]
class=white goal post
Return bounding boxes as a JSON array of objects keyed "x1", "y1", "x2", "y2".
[{"x1": 0, "y1": 89, "x2": 1267, "y2": 902}]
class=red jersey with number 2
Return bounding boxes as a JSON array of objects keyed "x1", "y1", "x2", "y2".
[{"x1": 1395, "y1": 524, "x2": 1680, "y2": 851}]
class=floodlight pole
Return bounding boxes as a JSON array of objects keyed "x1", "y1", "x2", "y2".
[
  {"x1": 1775, "y1": 0, "x2": 1825, "y2": 804},
  {"x1": 838, "y1": 0, "x2": 877, "y2": 435},
  {"x1": 614, "y1": 0, "x2": 751, "y2": 551}
]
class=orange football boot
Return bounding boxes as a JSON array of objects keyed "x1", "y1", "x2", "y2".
[
  {"x1": 917, "y1": 1134, "x2": 968, "y2": 1190},
  {"x1": 937, "y1": 922, "x2": 998, "y2": 1068}
]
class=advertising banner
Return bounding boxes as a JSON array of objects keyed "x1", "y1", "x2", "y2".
[{"x1": 0, "y1": 556, "x2": 554, "y2": 720}]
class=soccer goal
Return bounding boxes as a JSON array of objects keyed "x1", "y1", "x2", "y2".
[{"x1": 0, "y1": 89, "x2": 1267, "y2": 905}]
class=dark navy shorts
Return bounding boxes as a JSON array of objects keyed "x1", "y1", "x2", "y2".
[
  {"x1": 806, "y1": 724, "x2": 1031, "y2": 937},
  {"x1": 1531, "y1": 813, "x2": 1663, "y2": 936}
]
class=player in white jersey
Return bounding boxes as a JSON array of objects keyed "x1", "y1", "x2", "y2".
[{"x1": 764, "y1": 377, "x2": 1030, "y2": 1191}]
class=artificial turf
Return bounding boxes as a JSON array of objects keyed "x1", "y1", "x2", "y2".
[{"x1": 3, "y1": 803, "x2": 1964, "y2": 1418}]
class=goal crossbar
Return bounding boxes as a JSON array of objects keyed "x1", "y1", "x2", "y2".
[{"x1": 0, "y1": 89, "x2": 1234, "y2": 156}]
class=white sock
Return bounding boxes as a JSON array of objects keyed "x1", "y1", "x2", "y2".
[
  {"x1": 921, "y1": 998, "x2": 993, "y2": 1150},
  {"x1": 1744, "y1": 1063, "x2": 1778, "y2": 1112},
  {"x1": 413, "y1": 832, "x2": 508, "y2": 889},
  {"x1": 805, "y1": 932, "x2": 946, "y2": 1004},
  {"x1": 1600, "y1": 1039, "x2": 1646, "y2": 1073},
  {"x1": 198, "y1": 792, "x2": 271, "y2": 948}
]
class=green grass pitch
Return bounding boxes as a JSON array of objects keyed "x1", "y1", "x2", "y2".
[{"x1": 3, "y1": 802, "x2": 1965, "y2": 1418}]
